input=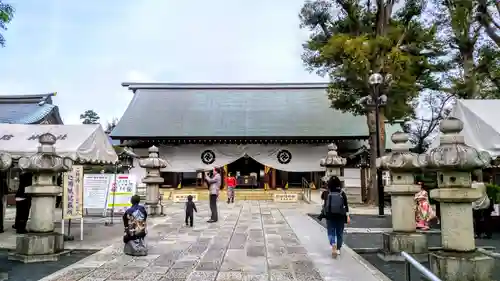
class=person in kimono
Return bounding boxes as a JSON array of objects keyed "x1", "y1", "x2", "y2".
[
  {"x1": 123, "y1": 195, "x2": 148, "y2": 256},
  {"x1": 414, "y1": 182, "x2": 436, "y2": 231}
]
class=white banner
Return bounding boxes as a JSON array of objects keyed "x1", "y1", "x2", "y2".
[
  {"x1": 63, "y1": 165, "x2": 84, "y2": 219},
  {"x1": 158, "y1": 144, "x2": 328, "y2": 172}
]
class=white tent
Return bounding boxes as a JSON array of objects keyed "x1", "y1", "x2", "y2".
[
  {"x1": 0, "y1": 124, "x2": 118, "y2": 164},
  {"x1": 430, "y1": 99, "x2": 500, "y2": 158}
]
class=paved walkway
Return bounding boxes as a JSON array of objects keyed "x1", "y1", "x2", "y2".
[{"x1": 38, "y1": 201, "x2": 388, "y2": 281}]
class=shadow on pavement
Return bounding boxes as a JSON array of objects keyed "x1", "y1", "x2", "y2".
[{"x1": 0, "y1": 249, "x2": 95, "y2": 281}]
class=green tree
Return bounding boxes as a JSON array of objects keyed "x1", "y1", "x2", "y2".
[
  {"x1": 80, "y1": 110, "x2": 100, "y2": 124},
  {"x1": 0, "y1": 1, "x2": 14, "y2": 47},
  {"x1": 299, "y1": 0, "x2": 449, "y2": 203},
  {"x1": 436, "y1": 0, "x2": 500, "y2": 98}
]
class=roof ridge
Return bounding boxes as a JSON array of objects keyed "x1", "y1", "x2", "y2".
[
  {"x1": 121, "y1": 82, "x2": 330, "y2": 90},
  {"x1": 0, "y1": 92, "x2": 57, "y2": 104}
]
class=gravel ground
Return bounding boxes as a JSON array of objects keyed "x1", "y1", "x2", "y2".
[
  {"x1": 309, "y1": 214, "x2": 500, "y2": 281},
  {"x1": 0, "y1": 250, "x2": 95, "y2": 281}
]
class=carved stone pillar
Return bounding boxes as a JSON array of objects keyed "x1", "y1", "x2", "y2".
[
  {"x1": 139, "y1": 146, "x2": 167, "y2": 216},
  {"x1": 320, "y1": 143, "x2": 347, "y2": 187},
  {"x1": 0, "y1": 152, "x2": 13, "y2": 235},
  {"x1": 424, "y1": 117, "x2": 493, "y2": 281},
  {"x1": 9, "y1": 133, "x2": 73, "y2": 263},
  {"x1": 376, "y1": 132, "x2": 427, "y2": 261}
]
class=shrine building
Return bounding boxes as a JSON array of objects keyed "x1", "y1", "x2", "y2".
[
  {"x1": 110, "y1": 83, "x2": 374, "y2": 190},
  {"x1": 0, "y1": 93, "x2": 63, "y2": 125}
]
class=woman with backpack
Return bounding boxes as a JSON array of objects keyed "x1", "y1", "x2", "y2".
[{"x1": 318, "y1": 176, "x2": 350, "y2": 258}]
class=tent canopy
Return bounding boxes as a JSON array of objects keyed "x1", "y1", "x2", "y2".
[
  {"x1": 0, "y1": 124, "x2": 118, "y2": 164},
  {"x1": 429, "y1": 99, "x2": 500, "y2": 158}
]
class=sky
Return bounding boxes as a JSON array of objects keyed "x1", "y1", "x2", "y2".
[{"x1": 0, "y1": 0, "x2": 326, "y2": 126}]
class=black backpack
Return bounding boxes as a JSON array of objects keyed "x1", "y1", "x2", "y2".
[{"x1": 324, "y1": 191, "x2": 346, "y2": 216}]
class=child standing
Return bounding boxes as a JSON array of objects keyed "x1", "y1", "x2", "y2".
[
  {"x1": 185, "y1": 195, "x2": 197, "y2": 227},
  {"x1": 226, "y1": 173, "x2": 236, "y2": 203}
]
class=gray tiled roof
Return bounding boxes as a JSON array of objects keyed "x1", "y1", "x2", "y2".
[
  {"x1": 0, "y1": 93, "x2": 63, "y2": 124},
  {"x1": 111, "y1": 83, "x2": 369, "y2": 138}
]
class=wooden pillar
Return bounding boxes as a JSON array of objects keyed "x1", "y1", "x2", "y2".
[
  {"x1": 177, "y1": 173, "x2": 182, "y2": 189},
  {"x1": 282, "y1": 171, "x2": 289, "y2": 189},
  {"x1": 271, "y1": 168, "x2": 276, "y2": 189},
  {"x1": 264, "y1": 166, "x2": 270, "y2": 190},
  {"x1": 224, "y1": 165, "x2": 229, "y2": 189}
]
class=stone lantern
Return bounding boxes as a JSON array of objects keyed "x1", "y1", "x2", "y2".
[
  {"x1": 320, "y1": 143, "x2": 347, "y2": 188},
  {"x1": 424, "y1": 117, "x2": 493, "y2": 281},
  {"x1": 139, "y1": 146, "x2": 167, "y2": 216},
  {"x1": 0, "y1": 152, "x2": 13, "y2": 171},
  {"x1": 376, "y1": 131, "x2": 427, "y2": 261},
  {"x1": 9, "y1": 133, "x2": 73, "y2": 263}
]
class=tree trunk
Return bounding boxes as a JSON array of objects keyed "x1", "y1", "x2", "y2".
[
  {"x1": 379, "y1": 110, "x2": 386, "y2": 153},
  {"x1": 366, "y1": 110, "x2": 377, "y2": 204},
  {"x1": 462, "y1": 52, "x2": 477, "y2": 98}
]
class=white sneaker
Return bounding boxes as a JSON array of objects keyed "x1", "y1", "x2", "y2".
[{"x1": 337, "y1": 249, "x2": 341, "y2": 256}]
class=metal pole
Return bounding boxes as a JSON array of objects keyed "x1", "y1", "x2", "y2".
[
  {"x1": 110, "y1": 165, "x2": 117, "y2": 225},
  {"x1": 374, "y1": 85, "x2": 384, "y2": 216},
  {"x1": 405, "y1": 260, "x2": 411, "y2": 281}
]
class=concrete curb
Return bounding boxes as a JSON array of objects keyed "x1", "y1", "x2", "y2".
[{"x1": 341, "y1": 245, "x2": 393, "y2": 281}]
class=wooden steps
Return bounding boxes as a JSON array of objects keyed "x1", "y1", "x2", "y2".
[{"x1": 166, "y1": 189, "x2": 303, "y2": 201}]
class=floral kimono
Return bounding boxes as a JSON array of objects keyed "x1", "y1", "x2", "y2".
[
  {"x1": 415, "y1": 190, "x2": 435, "y2": 230},
  {"x1": 122, "y1": 204, "x2": 148, "y2": 256}
]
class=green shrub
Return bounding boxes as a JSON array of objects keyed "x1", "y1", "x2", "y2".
[{"x1": 486, "y1": 183, "x2": 500, "y2": 203}]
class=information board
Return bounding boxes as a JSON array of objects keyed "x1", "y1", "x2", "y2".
[
  {"x1": 62, "y1": 165, "x2": 84, "y2": 219},
  {"x1": 106, "y1": 174, "x2": 137, "y2": 213},
  {"x1": 83, "y1": 174, "x2": 112, "y2": 209}
]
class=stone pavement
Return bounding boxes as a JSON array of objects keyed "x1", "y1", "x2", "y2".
[{"x1": 39, "y1": 201, "x2": 389, "y2": 281}]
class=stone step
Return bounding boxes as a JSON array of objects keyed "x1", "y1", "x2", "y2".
[
  {"x1": 346, "y1": 193, "x2": 362, "y2": 204},
  {"x1": 173, "y1": 190, "x2": 302, "y2": 201},
  {"x1": 344, "y1": 187, "x2": 361, "y2": 195}
]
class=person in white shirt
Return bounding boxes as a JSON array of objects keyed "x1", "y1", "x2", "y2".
[{"x1": 205, "y1": 168, "x2": 221, "y2": 223}]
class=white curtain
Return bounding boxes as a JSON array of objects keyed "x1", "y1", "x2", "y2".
[{"x1": 158, "y1": 144, "x2": 328, "y2": 172}]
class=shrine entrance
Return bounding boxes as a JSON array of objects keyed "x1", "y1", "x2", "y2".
[{"x1": 227, "y1": 156, "x2": 264, "y2": 188}]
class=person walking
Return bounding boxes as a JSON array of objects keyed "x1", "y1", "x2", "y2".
[
  {"x1": 226, "y1": 172, "x2": 236, "y2": 203},
  {"x1": 318, "y1": 176, "x2": 350, "y2": 258},
  {"x1": 205, "y1": 167, "x2": 221, "y2": 223}
]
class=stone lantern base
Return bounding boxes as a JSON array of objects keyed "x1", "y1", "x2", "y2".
[
  {"x1": 8, "y1": 232, "x2": 67, "y2": 263},
  {"x1": 429, "y1": 250, "x2": 494, "y2": 281},
  {"x1": 377, "y1": 232, "x2": 427, "y2": 262}
]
